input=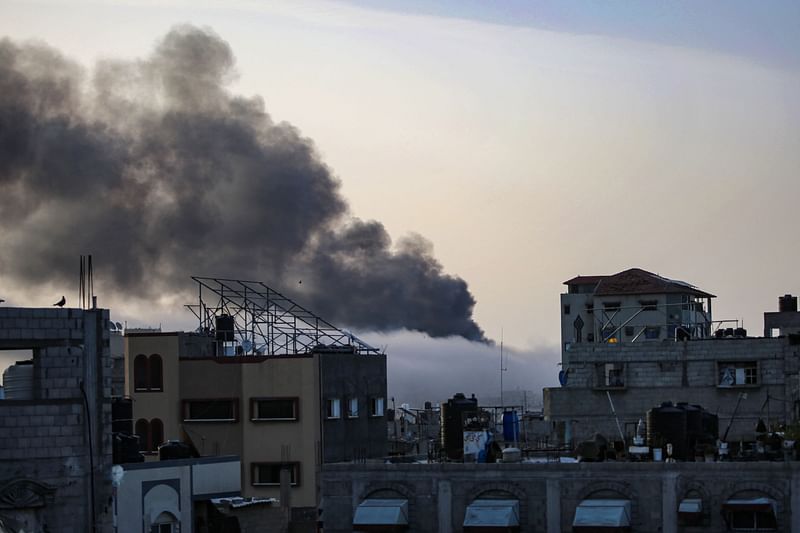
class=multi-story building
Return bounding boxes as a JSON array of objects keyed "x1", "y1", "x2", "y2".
[
  {"x1": 125, "y1": 277, "x2": 387, "y2": 530},
  {"x1": 560, "y1": 268, "x2": 715, "y2": 350},
  {"x1": 547, "y1": 268, "x2": 800, "y2": 444}
]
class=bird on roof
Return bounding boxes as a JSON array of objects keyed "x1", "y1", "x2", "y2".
[
  {"x1": 0, "y1": 298, "x2": 5, "y2": 304},
  {"x1": 53, "y1": 296, "x2": 66, "y2": 307}
]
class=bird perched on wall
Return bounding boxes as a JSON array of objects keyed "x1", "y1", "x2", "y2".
[
  {"x1": 53, "y1": 296, "x2": 66, "y2": 307},
  {"x1": 0, "y1": 298, "x2": 5, "y2": 304}
]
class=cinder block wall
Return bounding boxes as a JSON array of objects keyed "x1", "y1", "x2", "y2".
[
  {"x1": 545, "y1": 338, "x2": 800, "y2": 443},
  {"x1": 0, "y1": 307, "x2": 113, "y2": 533}
]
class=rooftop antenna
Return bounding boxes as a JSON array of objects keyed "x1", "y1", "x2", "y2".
[
  {"x1": 500, "y1": 328, "x2": 507, "y2": 411},
  {"x1": 78, "y1": 255, "x2": 94, "y2": 309}
]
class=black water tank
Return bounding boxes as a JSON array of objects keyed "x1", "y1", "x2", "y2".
[
  {"x1": 159, "y1": 440, "x2": 193, "y2": 461},
  {"x1": 113, "y1": 433, "x2": 143, "y2": 464},
  {"x1": 111, "y1": 397, "x2": 133, "y2": 435},
  {"x1": 724, "y1": 328, "x2": 735, "y2": 337},
  {"x1": 734, "y1": 327, "x2": 747, "y2": 338},
  {"x1": 647, "y1": 402, "x2": 688, "y2": 460},
  {"x1": 440, "y1": 393, "x2": 478, "y2": 461},
  {"x1": 215, "y1": 314, "x2": 235, "y2": 342},
  {"x1": 779, "y1": 294, "x2": 798, "y2": 313}
]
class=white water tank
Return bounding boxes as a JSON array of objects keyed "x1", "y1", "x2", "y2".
[
  {"x1": 502, "y1": 447, "x2": 522, "y2": 463},
  {"x1": 2, "y1": 362, "x2": 34, "y2": 400}
]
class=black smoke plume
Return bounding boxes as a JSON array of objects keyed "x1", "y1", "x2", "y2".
[{"x1": 0, "y1": 26, "x2": 486, "y2": 342}]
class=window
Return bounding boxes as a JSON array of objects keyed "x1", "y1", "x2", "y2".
[
  {"x1": 251, "y1": 398, "x2": 298, "y2": 421},
  {"x1": 150, "y1": 418, "x2": 164, "y2": 450},
  {"x1": 603, "y1": 302, "x2": 621, "y2": 312},
  {"x1": 370, "y1": 397, "x2": 385, "y2": 417},
  {"x1": 624, "y1": 326, "x2": 635, "y2": 337},
  {"x1": 640, "y1": 300, "x2": 658, "y2": 311},
  {"x1": 718, "y1": 362, "x2": 758, "y2": 387},
  {"x1": 596, "y1": 363, "x2": 625, "y2": 388},
  {"x1": 564, "y1": 304, "x2": 571, "y2": 315},
  {"x1": 149, "y1": 355, "x2": 163, "y2": 391},
  {"x1": 134, "y1": 355, "x2": 148, "y2": 390},
  {"x1": 585, "y1": 303, "x2": 594, "y2": 315},
  {"x1": 134, "y1": 354, "x2": 163, "y2": 392},
  {"x1": 135, "y1": 418, "x2": 150, "y2": 452},
  {"x1": 135, "y1": 418, "x2": 164, "y2": 452},
  {"x1": 347, "y1": 398, "x2": 359, "y2": 418},
  {"x1": 183, "y1": 399, "x2": 238, "y2": 422},
  {"x1": 645, "y1": 326, "x2": 661, "y2": 339},
  {"x1": 326, "y1": 398, "x2": 341, "y2": 419},
  {"x1": 251, "y1": 462, "x2": 299, "y2": 486}
]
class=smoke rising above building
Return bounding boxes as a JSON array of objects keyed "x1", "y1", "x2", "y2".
[{"x1": 0, "y1": 25, "x2": 486, "y2": 342}]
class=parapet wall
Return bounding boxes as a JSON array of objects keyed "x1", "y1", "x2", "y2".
[
  {"x1": 0, "y1": 307, "x2": 113, "y2": 533},
  {"x1": 323, "y1": 461, "x2": 800, "y2": 533}
]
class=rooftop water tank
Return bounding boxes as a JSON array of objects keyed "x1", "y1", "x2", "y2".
[
  {"x1": 2, "y1": 361, "x2": 34, "y2": 400},
  {"x1": 779, "y1": 294, "x2": 798, "y2": 313}
]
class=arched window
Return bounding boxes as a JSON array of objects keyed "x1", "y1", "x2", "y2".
[
  {"x1": 135, "y1": 418, "x2": 150, "y2": 452},
  {"x1": 134, "y1": 354, "x2": 149, "y2": 391},
  {"x1": 150, "y1": 418, "x2": 164, "y2": 452},
  {"x1": 149, "y1": 355, "x2": 163, "y2": 391}
]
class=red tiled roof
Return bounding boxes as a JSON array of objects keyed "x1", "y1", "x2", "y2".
[
  {"x1": 563, "y1": 275, "x2": 608, "y2": 286},
  {"x1": 593, "y1": 268, "x2": 715, "y2": 298}
]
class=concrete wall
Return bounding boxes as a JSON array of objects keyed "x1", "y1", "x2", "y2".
[
  {"x1": 319, "y1": 351, "x2": 388, "y2": 462},
  {"x1": 114, "y1": 456, "x2": 241, "y2": 533},
  {"x1": 322, "y1": 461, "x2": 800, "y2": 533},
  {"x1": 546, "y1": 337, "x2": 799, "y2": 443},
  {"x1": 0, "y1": 307, "x2": 112, "y2": 533}
]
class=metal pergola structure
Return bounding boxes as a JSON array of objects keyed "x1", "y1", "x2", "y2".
[{"x1": 185, "y1": 276, "x2": 380, "y2": 356}]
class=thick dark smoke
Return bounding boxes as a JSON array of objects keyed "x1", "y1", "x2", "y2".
[{"x1": 0, "y1": 26, "x2": 486, "y2": 341}]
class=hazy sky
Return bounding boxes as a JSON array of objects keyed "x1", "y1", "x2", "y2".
[{"x1": 1, "y1": 1, "x2": 799, "y2": 400}]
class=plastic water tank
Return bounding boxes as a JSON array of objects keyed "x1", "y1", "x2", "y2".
[
  {"x1": 2, "y1": 362, "x2": 34, "y2": 400},
  {"x1": 502, "y1": 447, "x2": 522, "y2": 463}
]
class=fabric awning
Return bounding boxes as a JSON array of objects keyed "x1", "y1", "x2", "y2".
[
  {"x1": 573, "y1": 499, "x2": 631, "y2": 528},
  {"x1": 678, "y1": 498, "x2": 702, "y2": 515},
  {"x1": 463, "y1": 499, "x2": 520, "y2": 527},
  {"x1": 722, "y1": 497, "x2": 776, "y2": 513},
  {"x1": 353, "y1": 499, "x2": 409, "y2": 526}
]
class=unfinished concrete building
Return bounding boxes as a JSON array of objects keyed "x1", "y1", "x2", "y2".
[{"x1": 0, "y1": 305, "x2": 113, "y2": 533}]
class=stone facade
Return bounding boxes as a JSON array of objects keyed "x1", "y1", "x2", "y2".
[
  {"x1": 322, "y1": 461, "x2": 800, "y2": 532},
  {"x1": 545, "y1": 337, "x2": 800, "y2": 444},
  {"x1": 0, "y1": 306, "x2": 113, "y2": 533}
]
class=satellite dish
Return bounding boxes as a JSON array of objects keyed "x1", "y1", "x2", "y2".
[
  {"x1": 115, "y1": 322, "x2": 123, "y2": 330},
  {"x1": 241, "y1": 339, "x2": 253, "y2": 353},
  {"x1": 109, "y1": 322, "x2": 117, "y2": 331},
  {"x1": 558, "y1": 369, "x2": 569, "y2": 387}
]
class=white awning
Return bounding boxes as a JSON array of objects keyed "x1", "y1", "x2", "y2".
[
  {"x1": 679, "y1": 498, "x2": 702, "y2": 515},
  {"x1": 463, "y1": 499, "x2": 520, "y2": 528},
  {"x1": 353, "y1": 499, "x2": 409, "y2": 526},
  {"x1": 573, "y1": 499, "x2": 631, "y2": 528},
  {"x1": 722, "y1": 497, "x2": 776, "y2": 513}
]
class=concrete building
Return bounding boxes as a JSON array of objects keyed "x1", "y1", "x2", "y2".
[
  {"x1": 113, "y1": 455, "x2": 241, "y2": 533},
  {"x1": 322, "y1": 461, "x2": 800, "y2": 532},
  {"x1": 560, "y1": 268, "x2": 716, "y2": 350},
  {"x1": 125, "y1": 332, "x2": 387, "y2": 528},
  {"x1": 0, "y1": 305, "x2": 113, "y2": 533},
  {"x1": 547, "y1": 269, "x2": 800, "y2": 444}
]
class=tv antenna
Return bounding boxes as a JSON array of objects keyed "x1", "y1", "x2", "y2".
[{"x1": 500, "y1": 328, "x2": 507, "y2": 410}]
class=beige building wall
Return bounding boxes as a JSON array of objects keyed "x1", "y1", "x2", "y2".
[
  {"x1": 125, "y1": 333, "x2": 182, "y2": 445},
  {"x1": 126, "y1": 333, "x2": 322, "y2": 507}
]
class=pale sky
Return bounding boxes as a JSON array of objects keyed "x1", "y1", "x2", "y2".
[{"x1": 1, "y1": 1, "x2": 799, "y2": 399}]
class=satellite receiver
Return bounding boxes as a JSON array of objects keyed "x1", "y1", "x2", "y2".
[
  {"x1": 109, "y1": 322, "x2": 117, "y2": 331},
  {"x1": 241, "y1": 339, "x2": 253, "y2": 354},
  {"x1": 115, "y1": 322, "x2": 123, "y2": 330},
  {"x1": 558, "y1": 369, "x2": 569, "y2": 387}
]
